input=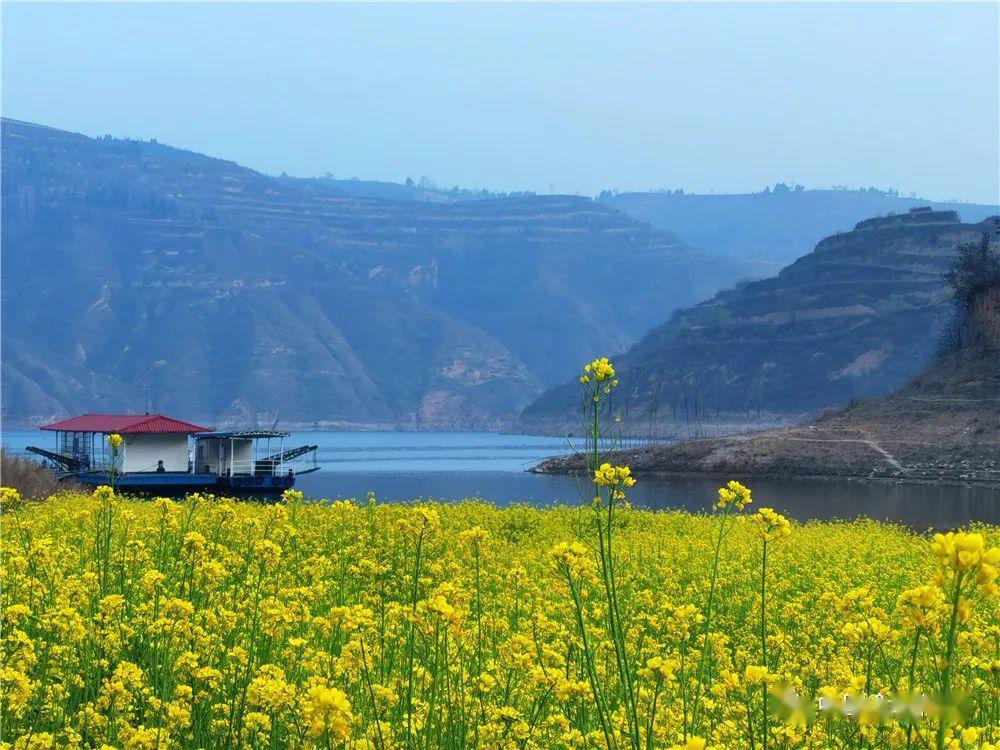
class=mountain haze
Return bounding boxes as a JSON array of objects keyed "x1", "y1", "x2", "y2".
[{"x1": 0, "y1": 119, "x2": 755, "y2": 428}]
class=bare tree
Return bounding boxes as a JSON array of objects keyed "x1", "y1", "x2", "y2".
[{"x1": 940, "y1": 233, "x2": 1000, "y2": 354}]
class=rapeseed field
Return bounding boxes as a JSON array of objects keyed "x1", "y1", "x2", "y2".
[{"x1": 2, "y1": 359, "x2": 998, "y2": 749}]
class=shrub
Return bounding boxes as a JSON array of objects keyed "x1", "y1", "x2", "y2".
[{"x1": 0, "y1": 449, "x2": 78, "y2": 500}]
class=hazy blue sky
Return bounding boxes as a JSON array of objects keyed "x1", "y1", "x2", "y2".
[{"x1": 3, "y1": 2, "x2": 998, "y2": 202}]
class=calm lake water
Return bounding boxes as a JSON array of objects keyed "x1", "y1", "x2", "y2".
[{"x1": 4, "y1": 429, "x2": 999, "y2": 529}]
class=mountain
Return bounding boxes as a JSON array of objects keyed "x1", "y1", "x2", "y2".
[
  {"x1": 535, "y1": 229, "x2": 1000, "y2": 483},
  {"x1": 522, "y1": 210, "x2": 999, "y2": 433},
  {"x1": 601, "y1": 188, "x2": 999, "y2": 266},
  {"x1": 0, "y1": 118, "x2": 757, "y2": 428}
]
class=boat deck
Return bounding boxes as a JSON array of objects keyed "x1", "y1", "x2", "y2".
[{"x1": 73, "y1": 471, "x2": 296, "y2": 497}]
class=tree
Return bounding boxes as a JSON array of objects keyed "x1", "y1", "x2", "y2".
[
  {"x1": 946, "y1": 233, "x2": 1000, "y2": 304},
  {"x1": 939, "y1": 233, "x2": 1000, "y2": 354}
]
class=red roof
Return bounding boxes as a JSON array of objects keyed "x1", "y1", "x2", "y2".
[{"x1": 39, "y1": 413, "x2": 212, "y2": 434}]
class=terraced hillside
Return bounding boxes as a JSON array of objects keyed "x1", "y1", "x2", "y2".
[
  {"x1": 1, "y1": 119, "x2": 750, "y2": 428},
  {"x1": 523, "y1": 210, "x2": 998, "y2": 432}
]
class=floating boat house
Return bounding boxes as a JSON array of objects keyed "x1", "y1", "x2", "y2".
[{"x1": 27, "y1": 413, "x2": 318, "y2": 497}]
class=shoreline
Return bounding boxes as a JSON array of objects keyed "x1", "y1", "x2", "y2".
[{"x1": 530, "y1": 463, "x2": 1000, "y2": 490}]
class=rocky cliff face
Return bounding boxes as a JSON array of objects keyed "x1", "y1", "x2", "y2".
[
  {"x1": 1, "y1": 119, "x2": 754, "y2": 428},
  {"x1": 523, "y1": 210, "x2": 998, "y2": 432},
  {"x1": 965, "y1": 285, "x2": 1000, "y2": 350}
]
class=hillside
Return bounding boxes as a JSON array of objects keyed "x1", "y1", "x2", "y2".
[
  {"x1": 0, "y1": 119, "x2": 755, "y2": 428},
  {"x1": 535, "y1": 240, "x2": 1000, "y2": 484},
  {"x1": 523, "y1": 210, "x2": 998, "y2": 432},
  {"x1": 603, "y1": 188, "x2": 999, "y2": 266}
]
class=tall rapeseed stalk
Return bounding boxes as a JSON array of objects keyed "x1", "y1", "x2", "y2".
[
  {"x1": 564, "y1": 357, "x2": 643, "y2": 748},
  {"x1": 689, "y1": 480, "x2": 752, "y2": 738},
  {"x1": 106, "y1": 432, "x2": 123, "y2": 491},
  {"x1": 749, "y1": 507, "x2": 791, "y2": 750}
]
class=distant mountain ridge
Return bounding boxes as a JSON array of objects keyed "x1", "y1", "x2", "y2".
[
  {"x1": 522, "y1": 209, "x2": 998, "y2": 432},
  {"x1": 302, "y1": 177, "x2": 999, "y2": 268},
  {"x1": 277, "y1": 174, "x2": 539, "y2": 204},
  {"x1": 1, "y1": 118, "x2": 753, "y2": 428},
  {"x1": 601, "y1": 189, "x2": 999, "y2": 265}
]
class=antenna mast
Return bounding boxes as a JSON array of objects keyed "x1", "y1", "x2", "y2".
[{"x1": 142, "y1": 375, "x2": 152, "y2": 414}]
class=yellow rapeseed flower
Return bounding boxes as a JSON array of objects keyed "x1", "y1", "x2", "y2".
[
  {"x1": 716, "y1": 480, "x2": 752, "y2": 511},
  {"x1": 592, "y1": 463, "x2": 636, "y2": 488},
  {"x1": 582, "y1": 356, "x2": 616, "y2": 383},
  {"x1": 300, "y1": 682, "x2": 353, "y2": 740},
  {"x1": 1, "y1": 486, "x2": 22, "y2": 510},
  {"x1": 751, "y1": 507, "x2": 791, "y2": 542}
]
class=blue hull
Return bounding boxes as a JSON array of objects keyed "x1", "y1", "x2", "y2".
[{"x1": 71, "y1": 471, "x2": 295, "y2": 498}]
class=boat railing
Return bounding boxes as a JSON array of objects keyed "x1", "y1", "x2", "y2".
[
  {"x1": 41, "y1": 456, "x2": 318, "y2": 477},
  {"x1": 69, "y1": 458, "x2": 117, "y2": 474},
  {"x1": 225, "y1": 457, "x2": 317, "y2": 477}
]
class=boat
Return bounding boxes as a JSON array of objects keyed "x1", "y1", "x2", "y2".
[{"x1": 26, "y1": 413, "x2": 318, "y2": 498}]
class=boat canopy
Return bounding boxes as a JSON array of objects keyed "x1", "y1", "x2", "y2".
[{"x1": 194, "y1": 430, "x2": 289, "y2": 439}]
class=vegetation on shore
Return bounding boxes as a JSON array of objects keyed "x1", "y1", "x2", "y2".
[
  {"x1": 2, "y1": 359, "x2": 999, "y2": 749},
  {"x1": 0, "y1": 450, "x2": 79, "y2": 501}
]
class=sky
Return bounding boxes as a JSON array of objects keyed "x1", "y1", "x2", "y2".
[{"x1": 2, "y1": 2, "x2": 998, "y2": 203}]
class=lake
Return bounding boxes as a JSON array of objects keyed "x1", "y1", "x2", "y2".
[{"x1": 4, "y1": 429, "x2": 999, "y2": 529}]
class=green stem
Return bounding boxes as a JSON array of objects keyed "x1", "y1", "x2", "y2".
[
  {"x1": 760, "y1": 540, "x2": 768, "y2": 750},
  {"x1": 905, "y1": 628, "x2": 922, "y2": 750},
  {"x1": 359, "y1": 635, "x2": 386, "y2": 750},
  {"x1": 598, "y1": 492, "x2": 639, "y2": 748},
  {"x1": 936, "y1": 572, "x2": 965, "y2": 750},
  {"x1": 691, "y1": 513, "x2": 729, "y2": 733},
  {"x1": 567, "y1": 571, "x2": 616, "y2": 750}
]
